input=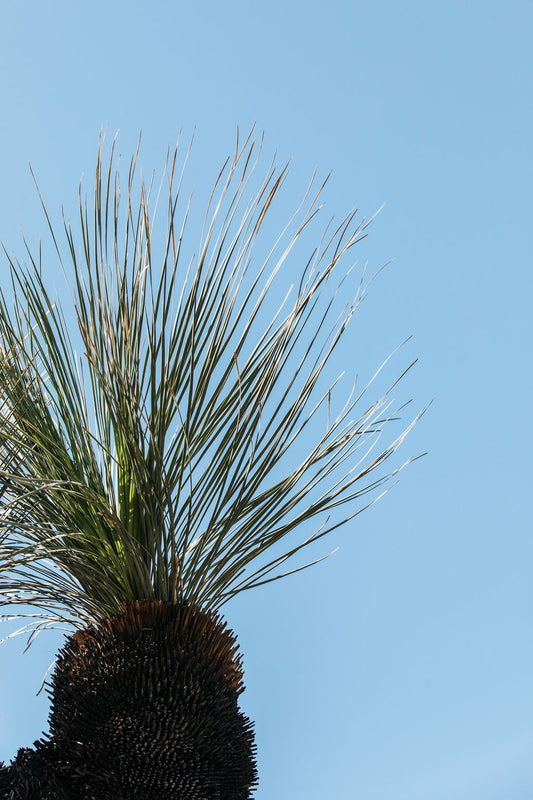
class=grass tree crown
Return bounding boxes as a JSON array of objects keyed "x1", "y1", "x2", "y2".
[{"x1": 0, "y1": 131, "x2": 423, "y2": 641}]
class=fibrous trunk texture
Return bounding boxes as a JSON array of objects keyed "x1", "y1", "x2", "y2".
[
  {"x1": 2, "y1": 601, "x2": 257, "y2": 799},
  {"x1": 0, "y1": 745, "x2": 66, "y2": 799}
]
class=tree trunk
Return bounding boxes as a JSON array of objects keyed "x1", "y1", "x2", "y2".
[{"x1": 6, "y1": 602, "x2": 257, "y2": 799}]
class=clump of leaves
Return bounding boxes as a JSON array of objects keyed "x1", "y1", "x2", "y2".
[{"x1": 0, "y1": 131, "x2": 424, "y2": 643}]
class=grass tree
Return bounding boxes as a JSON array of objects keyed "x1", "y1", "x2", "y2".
[{"x1": 0, "y1": 131, "x2": 423, "y2": 799}]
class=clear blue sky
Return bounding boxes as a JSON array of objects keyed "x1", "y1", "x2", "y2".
[{"x1": 1, "y1": 2, "x2": 532, "y2": 798}]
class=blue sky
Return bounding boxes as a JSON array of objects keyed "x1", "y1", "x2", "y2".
[{"x1": 0, "y1": 1, "x2": 532, "y2": 798}]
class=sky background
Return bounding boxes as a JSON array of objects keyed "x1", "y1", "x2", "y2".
[{"x1": 0, "y1": 1, "x2": 532, "y2": 798}]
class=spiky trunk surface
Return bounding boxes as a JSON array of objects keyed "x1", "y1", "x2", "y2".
[
  {"x1": 0, "y1": 745, "x2": 65, "y2": 799},
  {"x1": 15, "y1": 601, "x2": 257, "y2": 800}
]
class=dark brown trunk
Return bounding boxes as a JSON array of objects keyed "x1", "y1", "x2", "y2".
[{"x1": 5, "y1": 601, "x2": 257, "y2": 799}]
